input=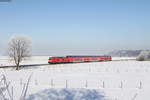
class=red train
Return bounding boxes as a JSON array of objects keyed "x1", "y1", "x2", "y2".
[{"x1": 48, "y1": 56, "x2": 112, "y2": 64}]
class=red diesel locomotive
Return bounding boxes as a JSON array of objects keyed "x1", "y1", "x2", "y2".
[{"x1": 48, "y1": 56, "x2": 112, "y2": 64}]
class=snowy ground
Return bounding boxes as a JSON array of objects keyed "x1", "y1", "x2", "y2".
[
  {"x1": 0, "y1": 56, "x2": 135, "y2": 66},
  {"x1": 0, "y1": 56, "x2": 150, "y2": 100},
  {"x1": 0, "y1": 56, "x2": 49, "y2": 66}
]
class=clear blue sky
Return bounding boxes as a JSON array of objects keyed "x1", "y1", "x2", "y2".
[{"x1": 0, "y1": 0, "x2": 150, "y2": 55}]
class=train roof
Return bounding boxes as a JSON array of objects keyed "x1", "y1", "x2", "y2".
[
  {"x1": 66, "y1": 55, "x2": 111, "y2": 57},
  {"x1": 49, "y1": 55, "x2": 111, "y2": 58},
  {"x1": 49, "y1": 56, "x2": 65, "y2": 58}
]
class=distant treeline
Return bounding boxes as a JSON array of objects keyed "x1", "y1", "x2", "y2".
[{"x1": 108, "y1": 50, "x2": 144, "y2": 57}]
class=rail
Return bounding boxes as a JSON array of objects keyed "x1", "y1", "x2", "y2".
[{"x1": 0, "y1": 58, "x2": 136, "y2": 69}]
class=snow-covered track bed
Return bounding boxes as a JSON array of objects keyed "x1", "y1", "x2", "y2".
[{"x1": 0, "y1": 57, "x2": 150, "y2": 100}]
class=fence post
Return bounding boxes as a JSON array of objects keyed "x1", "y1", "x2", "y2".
[
  {"x1": 66, "y1": 80, "x2": 68, "y2": 88},
  {"x1": 120, "y1": 81, "x2": 123, "y2": 88},
  {"x1": 51, "y1": 79, "x2": 53, "y2": 88},
  {"x1": 85, "y1": 80, "x2": 88, "y2": 88},
  {"x1": 103, "y1": 81, "x2": 105, "y2": 88},
  {"x1": 139, "y1": 81, "x2": 142, "y2": 89}
]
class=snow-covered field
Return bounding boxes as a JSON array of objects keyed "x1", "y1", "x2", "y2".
[
  {"x1": 0, "y1": 56, "x2": 49, "y2": 66},
  {"x1": 0, "y1": 56, "x2": 150, "y2": 100},
  {"x1": 0, "y1": 56, "x2": 135, "y2": 66}
]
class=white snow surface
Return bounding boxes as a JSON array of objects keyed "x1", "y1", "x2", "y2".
[
  {"x1": 0, "y1": 56, "x2": 49, "y2": 66},
  {"x1": 0, "y1": 56, "x2": 150, "y2": 100},
  {"x1": 0, "y1": 56, "x2": 135, "y2": 66}
]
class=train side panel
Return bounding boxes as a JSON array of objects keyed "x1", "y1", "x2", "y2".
[{"x1": 48, "y1": 56, "x2": 112, "y2": 64}]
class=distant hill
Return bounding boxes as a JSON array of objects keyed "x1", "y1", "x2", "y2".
[{"x1": 107, "y1": 50, "x2": 142, "y2": 57}]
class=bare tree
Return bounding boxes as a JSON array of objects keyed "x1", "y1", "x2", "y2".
[{"x1": 8, "y1": 34, "x2": 31, "y2": 70}]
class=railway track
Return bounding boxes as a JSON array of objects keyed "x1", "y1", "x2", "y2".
[
  {"x1": 0, "y1": 58, "x2": 136, "y2": 69},
  {"x1": 0, "y1": 64, "x2": 49, "y2": 68},
  {"x1": 112, "y1": 59, "x2": 136, "y2": 61}
]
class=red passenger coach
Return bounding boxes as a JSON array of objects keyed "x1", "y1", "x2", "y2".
[{"x1": 48, "y1": 55, "x2": 112, "y2": 64}]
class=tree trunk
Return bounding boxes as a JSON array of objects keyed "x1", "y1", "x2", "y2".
[{"x1": 16, "y1": 63, "x2": 19, "y2": 70}]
